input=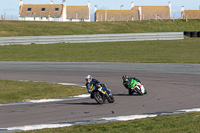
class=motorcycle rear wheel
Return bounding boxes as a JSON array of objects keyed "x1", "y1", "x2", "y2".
[
  {"x1": 128, "y1": 89, "x2": 134, "y2": 95},
  {"x1": 107, "y1": 95, "x2": 115, "y2": 103}
]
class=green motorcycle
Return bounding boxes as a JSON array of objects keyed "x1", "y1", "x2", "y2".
[{"x1": 127, "y1": 78, "x2": 147, "y2": 95}]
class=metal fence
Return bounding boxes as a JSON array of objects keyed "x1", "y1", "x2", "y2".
[{"x1": 0, "y1": 32, "x2": 184, "y2": 45}]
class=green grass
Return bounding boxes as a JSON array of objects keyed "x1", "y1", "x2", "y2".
[
  {"x1": 19, "y1": 111, "x2": 200, "y2": 133},
  {"x1": 0, "y1": 19, "x2": 200, "y2": 37},
  {"x1": 0, "y1": 37, "x2": 200, "y2": 63},
  {"x1": 1, "y1": 19, "x2": 200, "y2": 132},
  {"x1": 0, "y1": 80, "x2": 87, "y2": 103}
]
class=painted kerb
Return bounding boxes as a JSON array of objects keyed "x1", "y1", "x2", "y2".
[{"x1": 0, "y1": 32, "x2": 184, "y2": 45}]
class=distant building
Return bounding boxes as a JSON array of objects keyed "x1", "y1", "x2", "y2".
[
  {"x1": 95, "y1": 1, "x2": 171, "y2": 21},
  {"x1": 181, "y1": 6, "x2": 200, "y2": 19},
  {"x1": 19, "y1": 0, "x2": 90, "y2": 22}
]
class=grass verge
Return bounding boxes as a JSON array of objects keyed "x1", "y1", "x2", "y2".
[
  {"x1": 20, "y1": 111, "x2": 200, "y2": 133},
  {"x1": 0, "y1": 37, "x2": 200, "y2": 63},
  {"x1": 0, "y1": 80, "x2": 87, "y2": 103},
  {"x1": 0, "y1": 20, "x2": 200, "y2": 37}
]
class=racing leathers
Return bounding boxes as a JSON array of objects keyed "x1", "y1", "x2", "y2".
[
  {"x1": 85, "y1": 79, "x2": 110, "y2": 99},
  {"x1": 123, "y1": 77, "x2": 142, "y2": 95},
  {"x1": 123, "y1": 77, "x2": 141, "y2": 89}
]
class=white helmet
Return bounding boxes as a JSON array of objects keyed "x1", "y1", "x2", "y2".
[{"x1": 85, "y1": 75, "x2": 92, "y2": 82}]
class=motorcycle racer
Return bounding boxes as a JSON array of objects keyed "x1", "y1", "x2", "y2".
[
  {"x1": 85, "y1": 75, "x2": 111, "y2": 98},
  {"x1": 122, "y1": 75, "x2": 147, "y2": 95}
]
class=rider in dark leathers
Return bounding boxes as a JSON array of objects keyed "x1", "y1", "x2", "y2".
[
  {"x1": 122, "y1": 75, "x2": 144, "y2": 94},
  {"x1": 85, "y1": 75, "x2": 110, "y2": 98},
  {"x1": 122, "y1": 75, "x2": 141, "y2": 88}
]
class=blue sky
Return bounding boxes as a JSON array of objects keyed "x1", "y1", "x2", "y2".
[{"x1": 0, "y1": 0, "x2": 200, "y2": 20}]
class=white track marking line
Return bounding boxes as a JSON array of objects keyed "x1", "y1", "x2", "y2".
[
  {"x1": 1, "y1": 108, "x2": 200, "y2": 133},
  {"x1": 0, "y1": 82, "x2": 89, "y2": 106},
  {"x1": 1, "y1": 81, "x2": 200, "y2": 132}
]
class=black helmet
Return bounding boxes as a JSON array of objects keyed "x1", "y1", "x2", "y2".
[{"x1": 122, "y1": 75, "x2": 128, "y2": 80}]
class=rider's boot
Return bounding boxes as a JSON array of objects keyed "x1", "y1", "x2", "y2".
[
  {"x1": 90, "y1": 93, "x2": 95, "y2": 99},
  {"x1": 106, "y1": 89, "x2": 112, "y2": 96}
]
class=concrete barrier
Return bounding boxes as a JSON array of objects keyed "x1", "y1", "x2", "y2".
[{"x1": 0, "y1": 32, "x2": 184, "y2": 45}]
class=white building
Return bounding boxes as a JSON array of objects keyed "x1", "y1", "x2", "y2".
[{"x1": 19, "y1": 0, "x2": 90, "y2": 22}]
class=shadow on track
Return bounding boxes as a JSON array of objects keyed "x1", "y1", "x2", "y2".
[
  {"x1": 113, "y1": 94, "x2": 143, "y2": 96},
  {"x1": 59, "y1": 102, "x2": 99, "y2": 105}
]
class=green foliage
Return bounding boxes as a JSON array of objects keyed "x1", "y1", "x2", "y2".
[
  {"x1": 0, "y1": 20, "x2": 200, "y2": 37},
  {"x1": 0, "y1": 80, "x2": 87, "y2": 103}
]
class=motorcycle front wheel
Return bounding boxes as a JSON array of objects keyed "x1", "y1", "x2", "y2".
[
  {"x1": 94, "y1": 91, "x2": 105, "y2": 104},
  {"x1": 135, "y1": 86, "x2": 143, "y2": 95}
]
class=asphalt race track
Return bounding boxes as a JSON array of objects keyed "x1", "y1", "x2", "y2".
[{"x1": 0, "y1": 61, "x2": 200, "y2": 128}]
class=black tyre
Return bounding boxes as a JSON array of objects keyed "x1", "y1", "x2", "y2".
[
  {"x1": 94, "y1": 91, "x2": 105, "y2": 104},
  {"x1": 107, "y1": 95, "x2": 115, "y2": 103},
  {"x1": 190, "y1": 31, "x2": 198, "y2": 37},
  {"x1": 135, "y1": 86, "x2": 143, "y2": 95},
  {"x1": 128, "y1": 89, "x2": 133, "y2": 95},
  {"x1": 184, "y1": 31, "x2": 190, "y2": 37},
  {"x1": 197, "y1": 31, "x2": 200, "y2": 37}
]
